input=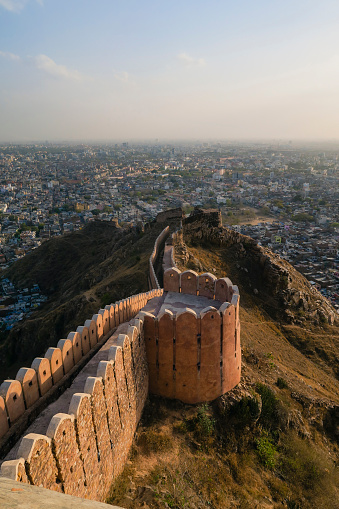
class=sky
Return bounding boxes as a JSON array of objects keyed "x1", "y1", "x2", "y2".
[{"x1": 1, "y1": 0, "x2": 339, "y2": 142}]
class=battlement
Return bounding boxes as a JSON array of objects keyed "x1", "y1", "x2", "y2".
[
  {"x1": 0, "y1": 218, "x2": 242, "y2": 504},
  {"x1": 142, "y1": 268, "x2": 241, "y2": 404},
  {"x1": 0, "y1": 290, "x2": 161, "y2": 446}
]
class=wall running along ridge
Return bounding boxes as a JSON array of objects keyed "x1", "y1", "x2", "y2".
[
  {"x1": 0, "y1": 290, "x2": 161, "y2": 500},
  {"x1": 0, "y1": 290, "x2": 160, "y2": 443},
  {"x1": 0, "y1": 217, "x2": 242, "y2": 503},
  {"x1": 143, "y1": 267, "x2": 241, "y2": 404},
  {"x1": 149, "y1": 226, "x2": 170, "y2": 289}
]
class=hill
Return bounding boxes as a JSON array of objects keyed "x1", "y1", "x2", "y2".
[
  {"x1": 0, "y1": 216, "x2": 179, "y2": 382},
  {"x1": 107, "y1": 210, "x2": 339, "y2": 509}
]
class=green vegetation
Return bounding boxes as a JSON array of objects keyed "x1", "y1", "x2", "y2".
[
  {"x1": 276, "y1": 377, "x2": 289, "y2": 389},
  {"x1": 255, "y1": 430, "x2": 277, "y2": 469},
  {"x1": 291, "y1": 213, "x2": 314, "y2": 222}
]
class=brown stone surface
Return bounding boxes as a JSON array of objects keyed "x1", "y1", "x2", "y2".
[
  {"x1": 105, "y1": 305, "x2": 115, "y2": 330},
  {"x1": 198, "y1": 273, "x2": 217, "y2": 299},
  {"x1": 76, "y1": 326, "x2": 91, "y2": 356},
  {"x1": 108, "y1": 346, "x2": 131, "y2": 469},
  {"x1": 0, "y1": 458, "x2": 29, "y2": 484},
  {"x1": 84, "y1": 319, "x2": 97, "y2": 348},
  {"x1": 143, "y1": 313, "x2": 157, "y2": 394},
  {"x1": 117, "y1": 335, "x2": 137, "y2": 434},
  {"x1": 17, "y1": 433, "x2": 61, "y2": 492},
  {"x1": 175, "y1": 310, "x2": 199, "y2": 403},
  {"x1": 57, "y1": 339, "x2": 74, "y2": 374},
  {"x1": 163, "y1": 267, "x2": 181, "y2": 293},
  {"x1": 68, "y1": 393, "x2": 101, "y2": 500},
  {"x1": 31, "y1": 358, "x2": 53, "y2": 397},
  {"x1": 96, "y1": 361, "x2": 122, "y2": 477},
  {"x1": 221, "y1": 304, "x2": 240, "y2": 392},
  {"x1": 0, "y1": 476, "x2": 124, "y2": 509},
  {"x1": 180, "y1": 270, "x2": 198, "y2": 295},
  {"x1": 0, "y1": 396, "x2": 9, "y2": 439},
  {"x1": 15, "y1": 368, "x2": 39, "y2": 409},
  {"x1": 99, "y1": 309, "x2": 110, "y2": 336},
  {"x1": 200, "y1": 307, "x2": 221, "y2": 401},
  {"x1": 157, "y1": 311, "x2": 175, "y2": 399},
  {"x1": 45, "y1": 348, "x2": 64, "y2": 384},
  {"x1": 68, "y1": 332, "x2": 83, "y2": 365},
  {"x1": 0, "y1": 380, "x2": 26, "y2": 424},
  {"x1": 215, "y1": 277, "x2": 232, "y2": 302},
  {"x1": 46, "y1": 413, "x2": 86, "y2": 498},
  {"x1": 84, "y1": 377, "x2": 113, "y2": 499}
]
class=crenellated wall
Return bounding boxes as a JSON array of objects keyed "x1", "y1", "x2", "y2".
[
  {"x1": 0, "y1": 219, "x2": 242, "y2": 504},
  {"x1": 143, "y1": 268, "x2": 241, "y2": 404},
  {"x1": 0, "y1": 289, "x2": 162, "y2": 444},
  {"x1": 149, "y1": 226, "x2": 170, "y2": 289},
  {"x1": 0, "y1": 294, "x2": 158, "y2": 501}
]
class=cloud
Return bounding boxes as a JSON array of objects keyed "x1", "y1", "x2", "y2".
[
  {"x1": 114, "y1": 71, "x2": 131, "y2": 83},
  {"x1": 0, "y1": 0, "x2": 42, "y2": 13},
  {"x1": 0, "y1": 50, "x2": 21, "y2": 61},
  {"x1": 33, "y1": 54, "x2": 84, "y2": 81},
  {"x1": 177, "y1": 52, "x2": 206, "y2": 68}
]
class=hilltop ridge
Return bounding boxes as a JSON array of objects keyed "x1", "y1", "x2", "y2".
[{"x1": 0, "y1": 214, "x2": 181, "y2": 382}]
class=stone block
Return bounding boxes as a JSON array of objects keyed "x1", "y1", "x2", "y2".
[
  {"x1": 68, "y1": 393, "x2": 101, "y2": 500},
  {"x1": 99, "y1": 308, "x2": 110, "y2": 335},
  {"x1": 215, "y1": 277, "x2": 233, "y2": 302},
  {"x1": 180, "y1": 270, "x2": 198, "y2": 295},
  {"x1": 92, "y1": 314, "x2": 104, "y2": 341},
  {"x1": 17, "y1": 433, "x2": 61, "y2": 492},
  {"x1": 31, "y1": 358, "x2": 53, "y2": 397},
  {"x1": 198, "y1": 273, "x2": 217, "y2": 299},
  {"x1": 0, "y1": 379, "x2": 26, "y2": 423},
  {"x1": 84, "y1": 319, "x2": 97, "y2": 348},
  {"x1": 105, "y1": 304, "x2": 115, "y2": 330},
  {"x1": 57, "y1": 339, "x2": 74, "y2": 374},
  {"x1": 46, "y1": 413, "x2": 86, "y2": 498},
  {"x1": 76, "y1": 325, "x2": 91, "y2": 355},
  {"x1": 45, "y1": 347, "x2": 64, "y2": 384},
  {"x1": 68, "y1": 332, "x2": 83, "y2": 364},
  {"x1": 16, "y1": 368, "x2": 39, "y2": 409},
  {"x1": 96, "y1": 361, "x2": 122, "y2": 477},
  {"x1": 84, "y1": 377, "x2": 113, "y2": 498},
  {"x1": 0, "y1": 395, "x2": 9, "y2": 439},
  {"x1": 0, "y1": 458, "x2": 29, "y2": 483}
]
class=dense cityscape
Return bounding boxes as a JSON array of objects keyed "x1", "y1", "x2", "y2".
[{"x1": 0, "y1": 141, "x2": 338, "y2": 332}]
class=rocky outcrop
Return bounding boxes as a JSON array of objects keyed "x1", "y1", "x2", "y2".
[{"x1": 181, "y1": 209, "x2": 337, "y2": 326}]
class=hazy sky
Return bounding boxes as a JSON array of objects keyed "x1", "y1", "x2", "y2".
[{"x1": 1, "y1": 0, "x2": 339, "y2": 142}]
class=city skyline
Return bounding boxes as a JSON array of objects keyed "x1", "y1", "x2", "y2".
[{"x1": 1, "y1": 0, "x2": 339, "y2": 142}]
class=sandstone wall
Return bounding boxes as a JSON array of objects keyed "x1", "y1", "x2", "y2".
[
  {"x1": 149, "y1": 226, "x2": 170, "y2": 289},
  {"x1": 142, "y1": 288, "x2": 241, "y2": 404},
  {"x1": 0, "y1": 302, "x2": 154, "y2": 502},
  {"x1": 0, "y1": 289, "x2": 161, "y2": 443}
]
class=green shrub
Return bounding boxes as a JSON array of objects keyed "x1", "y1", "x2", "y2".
[
  {"x1": 256, "y1": 383, "x2": 278, "y2": 428},
  {"x1": 255, "y1": 431, "x2": 277, "y2": 469},
  {"x1": 195, "y1": 404, "x2": 216, "y2": 438},
  {"x1": 277, "y1": 377, "x2": 289, "y2": 389},
  {"x1": 230, "y1": 395, "x2": 261, "y2": 426}
]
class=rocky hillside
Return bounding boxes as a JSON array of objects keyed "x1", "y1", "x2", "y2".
[
  {"x1": 181, "y1": 208, "x2": 336, "y2": 327},
  {"x1": 107, "y1": 210, "x2": 339, "y2": 509}
]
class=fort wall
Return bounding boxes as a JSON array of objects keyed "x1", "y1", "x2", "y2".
[
  {"x1": 0, "y1": 294, "x2": 157, "y2": 501},
  {"x1": 0, "y1": 289, "x2": 161, "y2": 444},
  {"x1": 144, "y1": 268, "x2": 241, "y2": 404},
  {"x1": 149, "y1": 226, "x2": 170, "y2": 289},
  {"x1": 0, "y1": 216, "x2": 242, "y2": 504}
]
